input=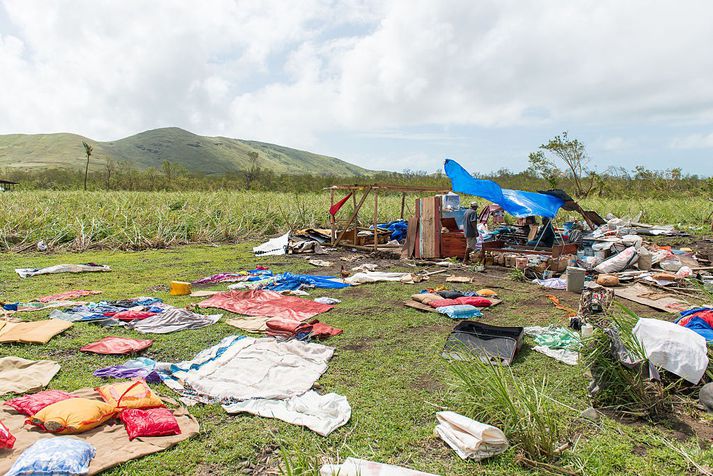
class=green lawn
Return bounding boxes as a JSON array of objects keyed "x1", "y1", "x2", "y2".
[{"x1": 1, "y1": 244, "x2": 712, "y2": 475}]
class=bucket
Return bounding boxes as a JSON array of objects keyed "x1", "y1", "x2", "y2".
[
  {"x1": 169, "y1": 281, "x2": 192, "y2": 296},
  {"x1": 566, "y1": 267, "x2": 586, "y2": 293}
]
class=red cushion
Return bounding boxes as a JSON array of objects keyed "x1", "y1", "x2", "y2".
[
  {"x1": 428, "y1": 299, "x2": 460, "y2": 308},
  {"x1": 119, "y1": 407, "x2": 181, "y2": 440},
  {"x1": 113, "y1": 310, "x2": 157, "y2": 321},
  {"x1": 455, "y1": 297, "x2": 492, "y2": 307},
  {"x1": 4, "y1": 390, "x2": 77, "y2": 416}
]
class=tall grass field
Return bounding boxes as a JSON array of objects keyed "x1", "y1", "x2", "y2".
[{"x1": 0, "y1": 191, "x2": 709, "y2": 251}]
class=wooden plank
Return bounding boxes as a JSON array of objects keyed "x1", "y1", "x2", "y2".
[
  {"x1": 434, "y1": 195, "x2": 442, "y2": 258},
  {"x1": 401, "y1": 215, "x2": 418, "y2": 259},
  {"x1": 414, "y1": 198, "x2": 421, "y2": 259},
  {"x1": 373, "y1": 190, "x2": 379, "y2": 251},
  {"x1": 334, "y1": 187, "x2": 371, "y2": 246}
]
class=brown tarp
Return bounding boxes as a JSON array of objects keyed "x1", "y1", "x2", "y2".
[
  {"x1": 0, "y1": 357, "x2": 60, "y2": 396},
  {"x1": 0, "y1": 319, "x2": 73, "y2": 344},
  {"x1": 614, "y1": 283, "x2": 690, "y2": 314},
  {"x1": 0, "y1": 388, "x2": 199, "y2": 474}
]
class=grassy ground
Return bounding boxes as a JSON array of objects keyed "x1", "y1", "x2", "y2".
[{"x1": 2, "y1": 244, "x2": 713, "y2": 475}]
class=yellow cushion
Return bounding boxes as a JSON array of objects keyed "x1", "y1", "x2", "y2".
[
  {"x1": 97, "y1": 380, "x2": 163, "y2": 409},
  {"x1": 30, "y1": 398, "x2": 116, "y2": 434}
]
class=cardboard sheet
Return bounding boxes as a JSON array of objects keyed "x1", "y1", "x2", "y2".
[
  {"x1": 614, "y1": 283, "x2": 690, "y2": 313},
  {"x1": 0, "y1": 388, "x2": 198, "y2": 475}
]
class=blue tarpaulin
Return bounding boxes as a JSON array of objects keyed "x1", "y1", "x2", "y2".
[
  {"x1": 444, "y1": 159, "x2": 565, "y2": 218},
  {"x1": 265, "y1": 273, "x2": 350, "y2": 292}
]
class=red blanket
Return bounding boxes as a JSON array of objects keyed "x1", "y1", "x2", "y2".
[{"x1": 198, "y1": 290, "x2": 333, "y2": 320}]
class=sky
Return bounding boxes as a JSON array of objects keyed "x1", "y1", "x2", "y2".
[{"x1": 1, "y1": 0, "x2": 713, "y2": 176}]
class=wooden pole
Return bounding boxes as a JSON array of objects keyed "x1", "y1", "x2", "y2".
[
  {"x1": 334, "y1": 187, "x2": 371, "y2": 247},
  {"x1": 330, "y1": 188, "x2": 336, "y2": 244},
  {"x1": 352, "y1": 191, "x2": 358, "y2": 226},
  {"x1": 373, "y1": 190, "x2": 379, "y2": 251},
  {"x1": 400, "y1": 192, "x2": 406, "y2": 219}
]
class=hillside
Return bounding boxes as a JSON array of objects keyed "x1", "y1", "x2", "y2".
[{"x1": 0, "y1": 127, "x2": 370, "y2": 176}]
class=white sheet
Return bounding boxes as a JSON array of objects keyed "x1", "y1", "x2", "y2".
[
  {"x1": 223, "y1": 390, "x2": 350, "y2": 436},
  {"x1": 434, "y1": 411, "x2": 508, "y2": 460},
  {"x1": 253, "y1": 232, "x2": 290, "y2": 256},
  {"x1": 320, "y1": 458, "x2": 439, "y2": 476},
  {"x1": 344, "y1": 272, "x2": 413, "y2": 285}
]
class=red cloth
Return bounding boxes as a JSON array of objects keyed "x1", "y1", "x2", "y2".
[
  {"x1": 198, "y1": 290, "x2": 333, "y2": 320},
  {"x1": 38, "y1": 290, "x2": 101, "y2": 303},
  {"x1": 0, "y1": 420, "x2": 15, "y2": 449},
  {"x1": 311, "y1": 321, "x2": 343, "y2": 338},
  {"x1": 80, "y1": 336, "x2": 154, "y2": 355},
  {"x1": 329, "y1": 192, "x2": 353, "y2": 216},
  {"x1": 4, "y1": 390, "x2": 77, "y2": 416},
  {"x1": 679, "y1": 309, "x2": 713, "y2": 327},
  {"x1": 455, "y1": 297, "x2": 492, "y2": 307},
  {"x1": 113, "y1": 310, "x2": 157, "y2": 321},
  {"x1": 266, "y1": 319, "x2": 313, "y2": 338},
  {"x1": 428, "y1": 299, "x2": 460, "y2": 308},
  {"x1": 120, "y1": 408, "x2": 181, "y2": 441}
]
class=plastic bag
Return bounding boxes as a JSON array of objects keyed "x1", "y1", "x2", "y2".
[
  {"x1": 97, "y1": 380, "x2": 163, "y2": 409},
  {"x1": 4, "y1": 390, "x2": 77, "y2": 416},
  {"x1": 437, "y1": 305, "x2": 482, "y2": 319},
  {"x1": 455, "y1": 297, "x2": 492, "y2": 307},
  {"x1": 0, "y1": 419, "x2": 15, "y2": 449},
  {"x1": 5, "y1": 437, "x2": 95, "y2": 476},
  {"x1": 29, "y1": 398, "x2": 116, "y2": 434},
  {"x1": 428, "y1": 298, "x2": 460, "y2": 308},
  {"x1": 119, "y1": 407, "x2": 181, "y2": 440},
  {"x1": 594, "y1": 246, "x2": 638, "y2": 274}
]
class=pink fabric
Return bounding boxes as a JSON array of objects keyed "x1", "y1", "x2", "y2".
[
  {"x1": 198, "y1": 290, "x2": 333, "y2": 320},
  {"x1": 38, "y1": 290, "x2": 101, "y2": 303},
  {"x1": 428, "y1": 299, "x2": 460, "y2": 308},
  {"x1": 81, "y1": 337, "x2": 154, "y2": 355},
  {"x1": 4, "y1": 390, "x2": 77, "y2": 416},
  {"x1": 113, "y1": 310, "x2": 157, "y2": 321},
  {"x1": 455, "y1": 297, "x2": 492, "y2": 307}
]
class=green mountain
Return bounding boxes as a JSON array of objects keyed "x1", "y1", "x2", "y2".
[{"x1": 0, "y1": 127, "x2": 369, "y2": 176}]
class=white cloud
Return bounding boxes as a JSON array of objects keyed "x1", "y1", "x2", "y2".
[
  {"x1": 2, "y1": 0, "x2": 713, "y2": 172},
  {"x1": 670, "y1": 132, "x2": 713, "y2": 149}
]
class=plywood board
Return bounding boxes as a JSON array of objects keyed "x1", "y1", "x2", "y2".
[{"x1": 614, "y1": 283, "x2": 691, "y2": 313}]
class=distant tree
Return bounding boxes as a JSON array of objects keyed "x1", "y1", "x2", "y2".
[
  {"x1": 161, "y1": 160, "x2": 174, "y2": 185},
  {"x1": 104, "y1": 158, "x2": 117, "y2": 190},
  {"x1": 528, "y1": 132, "x2": 595, "y2": 197},
  {"x1": 244, "y1": 151, "x2": 261, "y2": 189},
  {"x1": 527, "y1": 151, "x2": 560, "y2": 188},
  {"x1": 82, "y1": 141, "x2": 93, "y2": 191}
]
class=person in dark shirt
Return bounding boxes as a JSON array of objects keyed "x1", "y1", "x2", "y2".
[
  {"x1": 527, "y1": 217, "x2": 555, "y2": 248},
  {"x1": 463, "y1": 201, "x2": 481, "y2": 264}
]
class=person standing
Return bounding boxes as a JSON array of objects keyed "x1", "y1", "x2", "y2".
[{"x1": 463, "y1": 201, "x2": 480, "y2": 265}]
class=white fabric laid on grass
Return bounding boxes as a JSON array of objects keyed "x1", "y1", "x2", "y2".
[
  {"x1": 15, "y1": 264, "x2": 111, "y2": 278},
  {"x1": 633, "y1": 318, "x2": 708, "y2": 384},
  {"x1": 532, "y1": 346, "x2": 579, "y2": 366},
  {"x1": 253, "y1": 232, "x2": 290, "y2": 256},
  {"x1": 126, "y1": 307, "x2": 221, "y2": 334},
  {"x1": 434, "y1": 411, "x2": 508, "y2": 460},
  {"x1": 320, "y1": 458, "x2": 439, "y2": 476},
  {"x1": 344, "y1": 272, "x2": 414, "y2": 285},
  {"x1": 223, "y1": 390, "x2": 350, "y2": 436}
]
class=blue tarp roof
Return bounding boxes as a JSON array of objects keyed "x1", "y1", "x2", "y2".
[{"x1": 444, "y1": 159, "x2": 564, "y2": 218}]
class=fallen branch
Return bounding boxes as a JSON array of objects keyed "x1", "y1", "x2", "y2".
[{"x1": 515, "y1": 453, "x2": 578, "y2": 476}]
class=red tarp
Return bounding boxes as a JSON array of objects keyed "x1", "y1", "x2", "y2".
[
  {"x1": 80, "y1": 337, "x2": 154, "y2": 355},
  {"x1": 38, "y1": 290, "x2": 102, "y2": 303},
  {"x1": 198, "y1": 290, "x2": 333, "y2": 321},
  {"x1": 113, "y1": 310, "x2": 156, "y2": 321}
]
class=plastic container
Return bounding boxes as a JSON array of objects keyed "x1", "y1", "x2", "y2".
[
  {"x1": 566, "y1": 267, "x2": 586, "y2": 293},
  {"x1": 637, "y1": 249, "x2": 652, "y2": 271},
  {"x1": 581, "y1": 323, "x2": 593, "y2": 338},
  {"x1": 169, "y1": 281, "x2": 192, "y2": 296}
]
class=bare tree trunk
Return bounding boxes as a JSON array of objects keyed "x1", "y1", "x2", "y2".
[{"x1": 84, "y1": 155, "x2": 90, "y2": 191}]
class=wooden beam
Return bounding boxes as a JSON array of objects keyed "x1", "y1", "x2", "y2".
[
  {"x1": 330, "y1": 188, "x2": 336, "y2": 242},
  {"x1": 373, "y1": 189, "x2": 379, "y2": 251},
  {"x1": 400, "y1": 192, "x2": 406, "y2": 219},
  {"x1": 334, "y1": 187, "x2": 371, "y2": 247}
]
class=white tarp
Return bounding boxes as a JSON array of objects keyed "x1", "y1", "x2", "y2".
[
  {"x1": 532, "y1": 346, "x2": 579, "y2": 366},
  {"x1": 344, "y1": 272, "x2": 414, "y2": 285},
  {"x1": 434, "y1": 411, "x2": 508, "y2": 460},
  {"x1": 633, "y1": 318, "x2": 709, "y2": 384},
  {"x1": 15, "y1": 264, "x2": 111, "y2": 278},
  {"x1": 253, "y1": 232, "x2": 290, "y2": 256},
  {"x1": 223, "y1": 390, "x2": 350, "y2": 436},
  {"x1": 320, "y1": 458, "x2": 439, "y2": 476}
]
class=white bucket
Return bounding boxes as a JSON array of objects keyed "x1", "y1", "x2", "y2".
[{"x1": 566, "y1": 266, "x2": 586, "y2": 293}]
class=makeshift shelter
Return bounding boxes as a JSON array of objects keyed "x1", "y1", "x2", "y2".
[{"x1": 326, "y1": 184, "x2": 450, "y2": 251}]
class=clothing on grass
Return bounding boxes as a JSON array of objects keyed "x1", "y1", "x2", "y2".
[
  {"x1": 15, "y1": 263, "x2": 111, "y2": 278},
  {"x1": 198, "y1": 290, "x2": 333, "y2": 320},
  {"x1": 0, "y1": 357, "x2": 61, "y2": 396}
]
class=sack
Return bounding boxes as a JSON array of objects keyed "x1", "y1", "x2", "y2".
[
  {"x1": 437, "y1": 305, "x2": 482, "y2": 319},
  {"x1": 428, "y1": 299, "x2": 460, "y2": 308},
  {"x1": 476, "y1": 289, "x2": 498, "y2": 297},
  {"x1": 5, "y1": 437, "x2": 95, "y2": 476},
  {"x1": 435, "y1": 411, "x2": 508, "y2": 460},
  {"x1": 596, "y1": 274, "x2": 620, "y2": 287},
  {"x1": 0, "y1": 420, "x2": 15, "y2": 449},
  {"x1": 410, "y1": 293, "x2": 441, "y2": 304},
  {"x1": 455, "y1": 297, "x2": 492, "y2": 307},
  {"x1": 97, "y1": 380, "x2": 163, "y2": 409},
  {"x1": 29, "y1": 398, "x2": 116, "y2": 434},
  {"x1": 594, "y1": 246, "x2": 638, "y2": 274},
  {"x1": 120, "y1": 407, "x2": 181, "y2": 440},
  {"x1": 80, "y1": 336, "x2": 154, "y2": 355},
  {"x1": 4, "y1": 390, "x2": 77, "y2": 416}
]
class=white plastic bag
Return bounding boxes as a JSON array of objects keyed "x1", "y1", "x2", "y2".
[
  {"x1": 594, "y1": 246, "x2": 638, "y2": 274},
  {"x1": 633, "y1": 318, "x2": 709, "y2": 384},
  {"x1": 434, "y1": 411, "x2": 508, "y2": 460}
]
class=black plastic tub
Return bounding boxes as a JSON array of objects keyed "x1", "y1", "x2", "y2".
[{"x1": 442, "y1": 321, "x2": 524, "y2": 365}]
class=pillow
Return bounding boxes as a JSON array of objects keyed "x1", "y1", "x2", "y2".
[
  {"x1": 5, "y1": 390, "x2": 77, "y2": 416},
  {"x1": 120, "y1": 407, "x2": 181, "y2": 440},
  {"x1": 437, "y1": 305, "x2": 483, "y2": 320},
  {"x1": 29, "y1": 398, "x2": 116, "y2": 434},
  {"x1": 80, "y1": 336, "x2": 153, "y2": 355},
  {"x1": 455, "y1": 297, "x2": 492, "y2": 308},
  {"x1": 476, "y1": 289, "x2": 498, "y2": 297},
  {"x1": 97, "y1": 380, "x2": 163, "y2": 409},
  {"x1": 113, "y1": 310, "x2": 156, "y2": 321},
  {"x1": 0, "y1": 420, "x2": 15, "y2": 449},
  {"x1": 428, "y1": 299, "x2": 460, "y2": 308},
  {"x1": 5, "y1": 437, "x2": 95, "y2": 476},
  {"x1": 411, "y1": 293, "x2": 442, "y2": 304}
]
